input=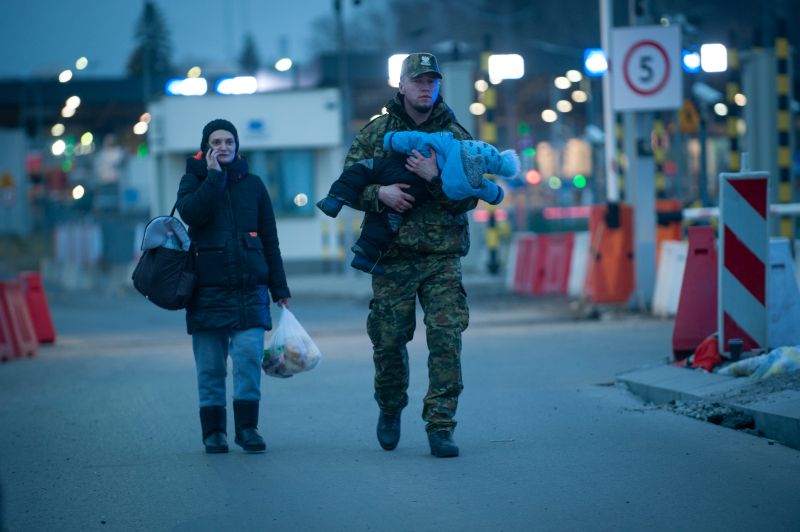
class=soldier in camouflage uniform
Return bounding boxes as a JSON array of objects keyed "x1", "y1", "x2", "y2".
[{"x1": 344, "y1": 53, "x2": 477, "y2": 458}]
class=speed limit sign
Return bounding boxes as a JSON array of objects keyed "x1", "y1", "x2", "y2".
[{"x1": 612, "y1": 25, "x2": 682, "y2": 112}]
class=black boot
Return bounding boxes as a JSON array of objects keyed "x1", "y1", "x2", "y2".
[
  {"x1": 376, "y1": 410, "x2": 401, "y2": 450},
  {"x1": 233, "y1": 400, "x2": 266, "y2": 453},
  {"x1": 199, "y1": 406, "x2": 228, "y2": 454},
  {"x1": 428, "y1": 430, "x2": 459, "y2": 458}
]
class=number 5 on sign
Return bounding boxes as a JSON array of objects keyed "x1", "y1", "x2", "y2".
[{"x1": 612, "y1": 25, "x2": 682, "y2": 112}]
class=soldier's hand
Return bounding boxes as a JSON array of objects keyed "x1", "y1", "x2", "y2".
[
  {"x1": 406, "y1": 148, "x2": 439, "y2": 182},
  {"x1": 378, "y1": 183, "x2": 415, "y2": 212}
]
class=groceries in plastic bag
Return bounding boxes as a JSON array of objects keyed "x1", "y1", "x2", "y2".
[{"x1": 262, "y1": 307, "x2": 322, "y2": 378}]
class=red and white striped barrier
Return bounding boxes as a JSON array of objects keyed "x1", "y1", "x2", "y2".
[{"x1": 718, "y1": 169, "x2": 769, "y2": 357}]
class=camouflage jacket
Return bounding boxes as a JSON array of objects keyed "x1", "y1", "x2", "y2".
[{"x1": 344, "y1": 94, "x2": 478, "y2": 258}]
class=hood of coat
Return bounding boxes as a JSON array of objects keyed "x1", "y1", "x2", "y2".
[{"x1": 186, "y1": 152, "x2": 249, "y2": 182}]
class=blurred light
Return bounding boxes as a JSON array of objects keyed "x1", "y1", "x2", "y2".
[
  {"x1": 469, "y1": 102, "x2": 487, "y2": 116},
  {"x1": 72, "y1": 185, "x2": 85, "y2": 200},
  {"x1": 474, "y1": 79, "x2": 489, "y2": 92},
  {"x1": 700, "y1": 43, "x2": 727, "y2": 72},
  {"x1": 543, "y1": 206, "x2": 591, "y2": 220},
  {"x1": 137, "y1": 143, "x2": 149, "y2": 158},
  {"x1": 140, "y1": 112, "x2": 151, "y2": 123},
  {"x1": 682, "y1": 50, "x2": 701, "y2": 73},
  {"x1": 165, "y1": 77, "x2": 208, "y2": 96},
  {"x1": 525, "y1": 169, "x2": 542, "y2": 185},
  {"x1": 548, "y1": 176, "x2": 562, "y2": 189},
  {"x1": 488, "y1": 54, "x2": 524, "y2": 82},
  {"x1": 62, "y1": 160, "x2": 73, "y2": 172},
  {"x1": 293, "y1": 193, "x2": 308, "y2": 207},
  {"x1": 75, "y1": 57, "x2": 88, "y2": 70},
  {"x1": 275, "y1": 58, "x2": 293, "y2": 72},
  {"x1": 58, "y1": 69, "x2": 73, "y2": 83},
  {"x1": 566, "y1": 70, "x2": 583, "y2": 83},
  {"x1": 133, "y1": 121, "x2": 149, "y2": 135},
  {"x1": 736, "y1": 118, "x2": 747, "y2": 136},
  {"x1": 556, "y1": 100, "x2": 573, "y2": 113},
  {"x1": 215, "y1": 76, "x2": 257, "y2": 95},
  {"x1": 714, "y1": 102, "x2": 728, "y2": 116},
  {"x1": 734, "y1": 93, "x2": 747, "y2": 106},
  {"x1": 583, "y1": 48, "x2": 607, "y2": 77},
  {"x1": 51, "y1": 123, "x2": 65, "y2": 137},
  {"x1": 554, "y1": 76, "x2": 571, "y2": 90},
  {"x1": 387, "y1": 53, "x2": 409, "y2": 87},
  {"x1": 472, "y1": 209, "x2": 508, "y2": 223},
  {"x1": 80, "y1": 132, "x2": 93, "y2": 145},
  {"x1": 187, "y1": 66, "x2": 202, "y2": 78},
  {"x1": 522, "y1": 147, "x2": 536, "y2": 157},
  {"x1": 51, "y1": 139, "x2": 66, "y2": 156},
  {"x1": 573, "y1": 174, "x2": 587, "y2": 188},
  {"x1": 61, "y1": 106, "x2": 76, "y2": 118},
  {"x1": 65, "y1": 96, "x2": 81, "y2": 109},
  {"x1": 571, "y1": 90, "x2": 588, "y2": 103},
  {"x1": 541, "y1": 109, "x2": 558, "y2": 123}
]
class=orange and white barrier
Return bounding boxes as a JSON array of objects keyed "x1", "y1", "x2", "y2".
[
  {"x1": 567, "y1": 232, "x2": 590, "y2": 297},
  {"x1": 0, "y1": 280, "x2": 38, "y2": 361},
  {"x1": 672, "y1": 226, "x2": 718, "y2": 359},
  {"x1": 652, "y1": 240, "x2": 688, "y2": 318}
]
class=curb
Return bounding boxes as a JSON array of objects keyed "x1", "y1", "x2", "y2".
[{"x1": 617, "y1": 365, "x2": 800, "y2": 450}]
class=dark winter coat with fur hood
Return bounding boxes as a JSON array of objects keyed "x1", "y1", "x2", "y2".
[{"x1": 176, "y1": 153, "x2": 290, "y2": 334}]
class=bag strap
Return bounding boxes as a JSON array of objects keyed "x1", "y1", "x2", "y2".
[{"x1": 169, "y1": 201, "x2": 178, "y2": 217}]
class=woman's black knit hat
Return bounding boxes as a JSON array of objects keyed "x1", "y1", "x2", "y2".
[{"x1": 201, "y1": 119, "x2": 239, "y2": 154}]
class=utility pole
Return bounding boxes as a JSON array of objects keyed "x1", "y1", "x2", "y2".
[{"x1": 334, "y1": 0, "x2": 352, "y2": 149}]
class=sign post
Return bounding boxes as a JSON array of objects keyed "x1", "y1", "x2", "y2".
[{"x1": 611, "y1": 25, "x2": 681, "y2": 310}]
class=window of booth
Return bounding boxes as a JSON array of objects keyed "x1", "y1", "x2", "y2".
[{"x1": 242, "y1": 149, "x2": 315, "y2": 218}]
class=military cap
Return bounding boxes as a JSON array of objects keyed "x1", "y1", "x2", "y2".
[{"x1": 400, "y1": 52, "x2": 442, "y2": 79}]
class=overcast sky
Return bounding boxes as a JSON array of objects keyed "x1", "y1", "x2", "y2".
[{"x1": 0, "y1": 0, "x2": 340, "y2": 79}]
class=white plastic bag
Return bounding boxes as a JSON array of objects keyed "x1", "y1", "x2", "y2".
[{"x1": 262, "y1": 308, "x2": 321, "y2": 378}]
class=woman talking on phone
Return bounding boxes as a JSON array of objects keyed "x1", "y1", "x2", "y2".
[{"x1": 176, "y1": 119, "x2": 291, "y2": 454}]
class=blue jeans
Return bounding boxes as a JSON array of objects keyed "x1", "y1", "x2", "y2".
[{"x1": 192, "y1": 328, "x2": 265, "y2": 408}]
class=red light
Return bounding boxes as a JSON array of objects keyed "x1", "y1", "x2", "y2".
[
  {"x1": 542, "y1": 206, "x2": 591, "y2": 220},
  {"x1": 471, "y1": 209, "x2": 508, "y2": 223},
  {"x1": 525, "y1": 169, "x2": 542, "y2": 185}
]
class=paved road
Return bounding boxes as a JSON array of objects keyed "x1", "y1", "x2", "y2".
[{"x1": 1, "y1": 290, "x2": 798, "y2": 531}]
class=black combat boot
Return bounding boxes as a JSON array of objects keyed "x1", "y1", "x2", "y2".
[
  {"x1": 376, "y1": 410, "x2": 401, "y2": 450},
  {"x1": 428, "y1": 430, "x2": 459, "y2": 458},
  {"x1": 233, "y1": 400, "x2": 266, "y2": 453},
  {"x1": 199, "y1": 406, "x2": 228, "y2": 454}
]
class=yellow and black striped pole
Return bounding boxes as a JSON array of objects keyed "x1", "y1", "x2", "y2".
[
  {"x1": 726, "y1": 32, "x2": 741, "y2": 172},
  {"x1": 479, "y1": 46, "x2": 500, "y2": 275},
  {"x1": 775, "y1": 17, "x2": 794, "y2": 238},
  {"x1": 653, "y1": 113, "x2": 667, "y2": 198}
]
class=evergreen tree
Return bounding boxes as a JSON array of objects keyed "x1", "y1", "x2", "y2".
[
  {"x1": 239, "y1": 34, "x2": 261, "y2": 73},
  {"x1": 127, "y1": 1, "x2": 174, "y2": 77}
]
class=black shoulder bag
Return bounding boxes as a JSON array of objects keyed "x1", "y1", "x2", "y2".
[{"x1": 131, "y1": 203, "x2": 196, "y2": 310}]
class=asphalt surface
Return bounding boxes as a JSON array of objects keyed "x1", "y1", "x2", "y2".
[{"x1": 0, "y1": 274, "x2": 798, "y2": 531}]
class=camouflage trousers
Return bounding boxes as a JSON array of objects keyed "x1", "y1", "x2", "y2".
[{"x1": 367, "y1": 254, "x2": 468, "y2": 433}]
